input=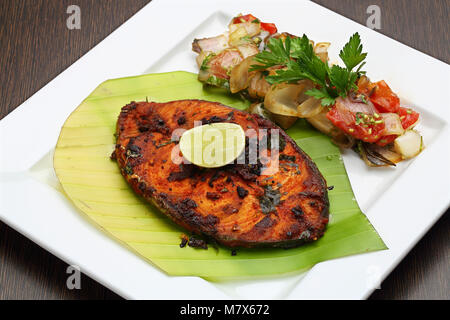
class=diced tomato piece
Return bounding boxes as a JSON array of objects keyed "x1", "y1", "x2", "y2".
[
  {"x1": 232, "y1": 14, "x2": 277, "y2": 34},
  {"x1": 366, "y1": 80, "x2": 400, "y2": 113},
  {"x1": 232, "y1": 14, "x2": 258, "y2": 24},
  {"x1": 375, "y1": 107, "x2": 419, "y2": 146},
  {"x1": 357, "y1": 79, "x2": 420, "y2": 145},
  {"x1": 398, "y1": 106, "x2": 419, "y2": 129},
  {"x1": 208, "y1": 49, "x2": 243, "y2": 79},
  {"x1": 375, "y1": 108, "x2": 419, "y2": 146},
  {"x1": 326, "y1": 107, "x2": 385, "y2": 143},
  {"x1": 375, "y1": 135, "x2": 397, "y2": 147},
  {"x1": 260, "y1": 22, "x2": 277, "y2": 34}
]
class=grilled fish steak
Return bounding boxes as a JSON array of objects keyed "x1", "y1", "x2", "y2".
[{"x1": 114, "y1": 100, "x2": 329, "y2": 248}]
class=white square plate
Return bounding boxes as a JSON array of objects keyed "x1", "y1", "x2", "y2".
[{"x1": 1, "y1": 0, "x2": 449, "y2": 299}]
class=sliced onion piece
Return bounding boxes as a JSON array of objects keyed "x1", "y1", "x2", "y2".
[
  {"x1": 264, "y1": 81, "x2": 314, "y2": 116},
  {"x1": 205, "y1": 49, "x2": 243, "y2": 80},
  {"x1": 331, "y1": 132, "x2": 355, "y2": 149},
  {"x1": 247, "y1": 72, "x2": 271, "y2": 99},
  {"x1": 229, "y1": 22, "x2": 260, "y2": 46},
  {"x1": 236, "y1": 43, "x2": 259, "y2": 59},
  {"x1": 356, "y1": 141, "x2": 400, "y2": 167},
  {"x1": 196, "y1": 51, "x2": 210, "y2": 68},
  {"x1": 270, "y1": 113, "x2": 298, "y2": 129},
  {"x1": 394, "y1": 130, "x2": 423, "y2": 159},
  {"x1": 249, "y1": 103, "x2": 297, "y2": 129},
  {"x1": 336, "y1": 96, "x2": 377, "y2": 115},
  {"x1": 297, "y1": 96, "x2": 324, "y2": 118},
  {"x1": 381, "y1": 113, "x2": 404, "y2": 136},
  {"x1": 257, "y1": 30, "x2": 270, "y2": 50},
  {"x1": 306, "y1": 109, "x2": 336, "y2": 136},
  {"x1": 306, "y1": 109, "x2": 355, "y2": 148},
  {"x1": 229, "y1": 27, "x2": 248, "y2": 46},
  {"x1": 373, "y1": 145, "x2": 403, "y2": 164},
  {"x1": 198, "y1": 69, "x2": 211, "y2": 82},
  {"x1": 314, "y1": 42, "x2": 331, "y2": 62},
  {"x1": 229, "y1": 21, "x2": 260, "y2": 36},
  {"x1": 249, "y1": 102, "x2": 270, "y2": 118},
  {"x1": 215, "y1": 49, "x2": 243, "y2": 71},
  {"x1": 333, "y1": 97, "x2": 378, "y2": 128},
  {"x1": 192, "y1": 34, "x2": 229, "y2": 54},
  {"x1": 229, "y1": 56, "x2": 255, "y2": 93}
]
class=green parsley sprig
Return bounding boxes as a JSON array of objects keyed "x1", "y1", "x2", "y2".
[{"x1": 250, "y1": 33, "x2": 367, "y2": 106}]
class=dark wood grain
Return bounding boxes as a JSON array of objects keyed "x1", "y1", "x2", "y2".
[
  {"x1": 0, "y1": 0, "x2": 448, "y2": 300},
  {"x1": 312, "y1": 0, "x2": 450, "y2": 64}
]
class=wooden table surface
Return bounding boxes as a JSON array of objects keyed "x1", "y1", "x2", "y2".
[{"x1": 0, "y1": 0, "x2": 448, "y2": 300}]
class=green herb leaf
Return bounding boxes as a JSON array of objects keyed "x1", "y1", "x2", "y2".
[
  {"x1": 252, "y1": 32, "x2": 367, "y2": 106},
  {"x1": 305, "y1": 88, "x2": 335, "y2": 106},
  {"x1": 265, "y1": 62, "x2": 302, "y2": 84},
  {"x1": 250, "y1": 37, "x2": 291, "y2": 71},
  {"x1": 328, "y1": 65, "x2": 351, "y2": 95},
  {"x1": 339, "y1": 32, "x2": 367, "y2": 71},
  {"x1": 200, "y1": 53, "x2": 216, "y2": 71}
]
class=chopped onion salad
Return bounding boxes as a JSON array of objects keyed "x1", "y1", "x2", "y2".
[{"x1": 192, "y1": 13, "x2": 424, "y2": 166}]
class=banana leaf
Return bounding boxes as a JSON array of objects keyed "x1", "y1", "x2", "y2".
[{"x1": 54, "y1": 71, "x2": 386, "y2": 279}]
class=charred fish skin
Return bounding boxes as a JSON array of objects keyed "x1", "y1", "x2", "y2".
[{"x1": 114, "y1": 100, "x2": 329, "y2": 248}]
